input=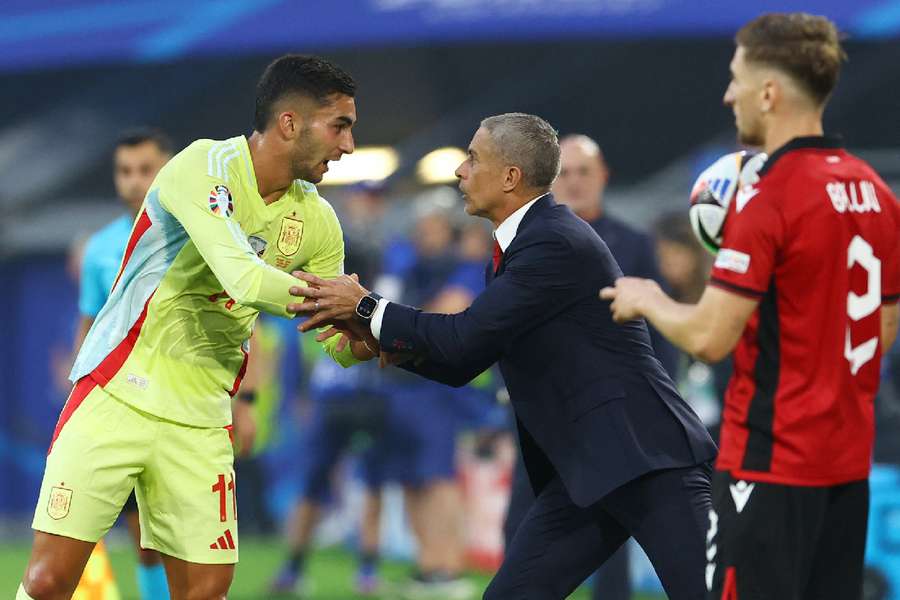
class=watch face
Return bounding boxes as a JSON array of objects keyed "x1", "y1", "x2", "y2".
[{"x1": 356, "y1": 295, "x2": 377, "y2": 319}]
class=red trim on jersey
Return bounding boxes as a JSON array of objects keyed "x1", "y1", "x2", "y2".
[
  {"x1": 110, "y1": 210, "x2": 152, "y2": 294},
  {"x1": 721, "y1": 567, "x2": 738, "y2": 600},
  {"x1": 89, "y1": 291, "x2": 156, "y2": 387},
  {"x1": 228, "y1": 347, "x2": 249, "y2": 397},
  {"x1": 709, "y1": 277, "x2": 765, "y2": 299},
  {"x1": 224, "y1": 529, "x2": 236, "y2": 550},
  {"x1": 48, "y1": 377, "x2": 97, "y2": 455}
]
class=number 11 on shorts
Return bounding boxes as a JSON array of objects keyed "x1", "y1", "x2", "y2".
[{"x1": 212, "y1": 472, "x2": 236, "y2": 523}]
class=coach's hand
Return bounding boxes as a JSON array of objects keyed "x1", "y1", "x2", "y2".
[
  {"x1": 288, "y1": 272, "x2": 369, "y2": 331},
  {"x1": 599, "y1": 277, "x2": 660, "y2": 323}
]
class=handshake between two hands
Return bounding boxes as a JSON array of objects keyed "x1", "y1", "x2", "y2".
[{"x1": 285, "y1": 271, "x2": 409, "y2": 367}]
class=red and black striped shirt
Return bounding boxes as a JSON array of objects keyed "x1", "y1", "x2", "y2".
[{"x1": 710, "y1": 136, "x2": 900, "y2": 486}]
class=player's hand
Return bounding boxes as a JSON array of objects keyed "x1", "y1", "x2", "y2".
[
  {"x1": 316, "y1": 319, "x2": 379, "y2": 361},
  {"x1": 599, "y1": 277, "x2": 661, "y2": 323},
  {"x1": 288, "y1": 272, "x2": 369, "y2": 331},
  {"x1": 231, "y1": 397, "x2": 257, "y2": 458}
]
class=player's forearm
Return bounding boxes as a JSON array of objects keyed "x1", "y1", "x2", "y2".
[
  {"x1": 238, "y1": 268, "x2": 307, "y2": 317},
  {"x1": 639, "y1": 291, "x2": 720, "y2": 362}
]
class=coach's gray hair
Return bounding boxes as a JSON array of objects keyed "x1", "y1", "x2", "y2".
[{"x1": 480, "y1": 113, "x2": 560, "y2": 189}]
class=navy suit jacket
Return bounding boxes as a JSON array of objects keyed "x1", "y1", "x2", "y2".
[
  {"x1": 588, "y1": 214, "x2": 680, "y2": 379},
  {"x1": 380, "y1": 195, "x2": 716, "y2": 507}
]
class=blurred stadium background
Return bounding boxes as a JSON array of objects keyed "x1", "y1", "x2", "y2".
[{"x1": 1, "y1": 1, "x2": 900, "y2": 599}]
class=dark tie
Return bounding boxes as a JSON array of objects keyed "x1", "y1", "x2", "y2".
[{"x1": 492, "y1": 239, "x2": 503, "y2": 274}]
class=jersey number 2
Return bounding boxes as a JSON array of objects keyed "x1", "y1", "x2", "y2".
[{"x1": 846, "y1": 235, "x2": 881, "y2": 375}]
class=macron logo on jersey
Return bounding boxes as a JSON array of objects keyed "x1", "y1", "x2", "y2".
[
  {"x1": 729, "y1": 480, "x2": 755, "y2": 513},
  {"x1": 715, "y1": 248, "x2": 751, "y2": 274}
]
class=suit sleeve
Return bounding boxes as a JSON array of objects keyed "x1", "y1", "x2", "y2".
[
  {"x1": 157, "y1": 164, "x2": 306, "y2": 319},
  {"x1": 380, "y1": 233, "x2": 579, "y2": 372}
]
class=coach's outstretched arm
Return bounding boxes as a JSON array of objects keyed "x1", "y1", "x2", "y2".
[{"x1": 289, "y1": 232, "x2": 579, "y2": 377}]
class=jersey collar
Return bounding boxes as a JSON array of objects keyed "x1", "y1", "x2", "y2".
[{"x1": 758, "y1": 135, "x2": 844, "y2": 177}]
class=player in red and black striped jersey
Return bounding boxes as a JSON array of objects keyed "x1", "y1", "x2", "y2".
[{"x1": 601, "y1": 13, "x2": 900, "y2": 600}]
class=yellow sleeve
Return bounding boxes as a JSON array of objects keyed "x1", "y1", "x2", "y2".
[
  {"x1": 305, "y1": 198, "x2": 359, "y2": 368},
  {"x1": 156, "y1": 160, "x2": 302, "y2": 318}
]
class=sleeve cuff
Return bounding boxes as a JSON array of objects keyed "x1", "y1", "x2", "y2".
[
  {"x1": 371, "y1": 298, "x2": 389, "y2": 341},
  {"x1": 709, "y1": 277, "x2": 766, "y2": 299}
]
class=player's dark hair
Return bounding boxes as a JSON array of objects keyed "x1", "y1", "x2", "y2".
[
  {"x1": 254, "y1": 54, "x2": 357, "y2": 132},
  {"x1": 115, "y1": 127, "x2": 174, "y2": 156},
  {"x1": 736, "y1": 13, "x2": 846, "y2": 105}
]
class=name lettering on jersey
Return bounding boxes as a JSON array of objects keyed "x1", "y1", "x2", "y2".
[
  {"x1": 714, "y1": 248, "x2": 751, "y2": 274},
  {"x1": 208, "y1": 185, "x2": 234, "y2": 218},
  {"x1": 826, "y1": 181, "x2": 881, "y2": 214},
  {"x1": 735, "y1": 185, "x2": 759, "y2": 213},
  {"x1": 277, "y1": 216, "x2": 304, "y2": 256}
]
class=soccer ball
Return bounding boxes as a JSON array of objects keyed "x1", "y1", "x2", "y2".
[{"x1": 689, "y1": 150, "x2": 767, "y2": 254}]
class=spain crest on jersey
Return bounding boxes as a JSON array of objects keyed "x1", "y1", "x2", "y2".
[
  {"x1": 277, "y1": 216, "x2": 303, "y2": 256},
  {"x1": 47, "y1": 485, "x2": 73, "y2": 519},
  {"x1": 208, "y1": 185, "x2": 234, "y2": 217}
]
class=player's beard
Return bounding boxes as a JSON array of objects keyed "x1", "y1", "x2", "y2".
[
  {"x1": 292, "y1": 125, "x2": 328, "y2": 183},
  {"x1": 736, "y1": 113, "x2": 765, "y2": 148}
]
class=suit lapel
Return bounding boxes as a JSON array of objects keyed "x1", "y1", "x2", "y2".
[{"x1": 485, "y1": 193, "x2": 556, "y2": 283}]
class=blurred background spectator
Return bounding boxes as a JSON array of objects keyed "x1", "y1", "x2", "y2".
[{"x1": 2, "y1": 2, "x2": 899, "y2": 598}]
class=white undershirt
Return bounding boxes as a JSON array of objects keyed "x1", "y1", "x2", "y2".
[{"x1": 370, "y1": 193, "x2": 548, "y2": 340}]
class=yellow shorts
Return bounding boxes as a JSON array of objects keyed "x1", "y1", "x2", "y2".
[{"x1": 32, "y1": 378, "x2": 238, "y2": 564}]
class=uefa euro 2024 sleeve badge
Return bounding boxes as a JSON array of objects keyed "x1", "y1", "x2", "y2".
[
  {"x1": 277, "y1": 216, "x2": 304, "y2": 256},
  {"x1": 208, "y1": 185, "x2": 234, "y2": 217},
  {"x1": 47, "y1": 485, "x2": 73, "y2": 519}
]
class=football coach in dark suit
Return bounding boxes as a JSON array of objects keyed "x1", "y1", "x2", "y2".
[{"x1": 289, "y1": 113, "x2": 716, "y2": 599}]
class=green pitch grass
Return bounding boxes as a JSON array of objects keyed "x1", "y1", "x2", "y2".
[{"x1": 0, "y1": 538, "x2": 664, "y2": 599}]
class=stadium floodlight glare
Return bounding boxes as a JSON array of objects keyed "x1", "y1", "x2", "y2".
[
  {"x1": 320, "y1": 147, "x2": 399, "y2": 185},
  {"x1": 417, "y1": 147, "x2": 467, "y2": 184}
]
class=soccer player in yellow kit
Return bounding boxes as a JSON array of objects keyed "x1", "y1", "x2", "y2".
[{"x1": 18, "y1": 55, "x2": 377, "y2": 600}]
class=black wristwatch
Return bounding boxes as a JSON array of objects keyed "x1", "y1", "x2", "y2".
[{"x1": 355, "y1": 291, "x2": 383, "y2": 321}]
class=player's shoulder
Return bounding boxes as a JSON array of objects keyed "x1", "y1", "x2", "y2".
[{"x1": 166, "y1": 137, "x2": 245, "y2": 178}]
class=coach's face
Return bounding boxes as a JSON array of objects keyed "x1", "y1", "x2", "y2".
[
  {"x1": 456, "y1": 127, "x2": 506, "y2": 221},
  {"x1": 723, "y1": 47, "x2": 766, "y2": 148}
]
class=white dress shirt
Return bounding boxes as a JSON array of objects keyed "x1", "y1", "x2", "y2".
[{"x1": 370, "y1": 193, "x2": 548, "y2": 340}]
